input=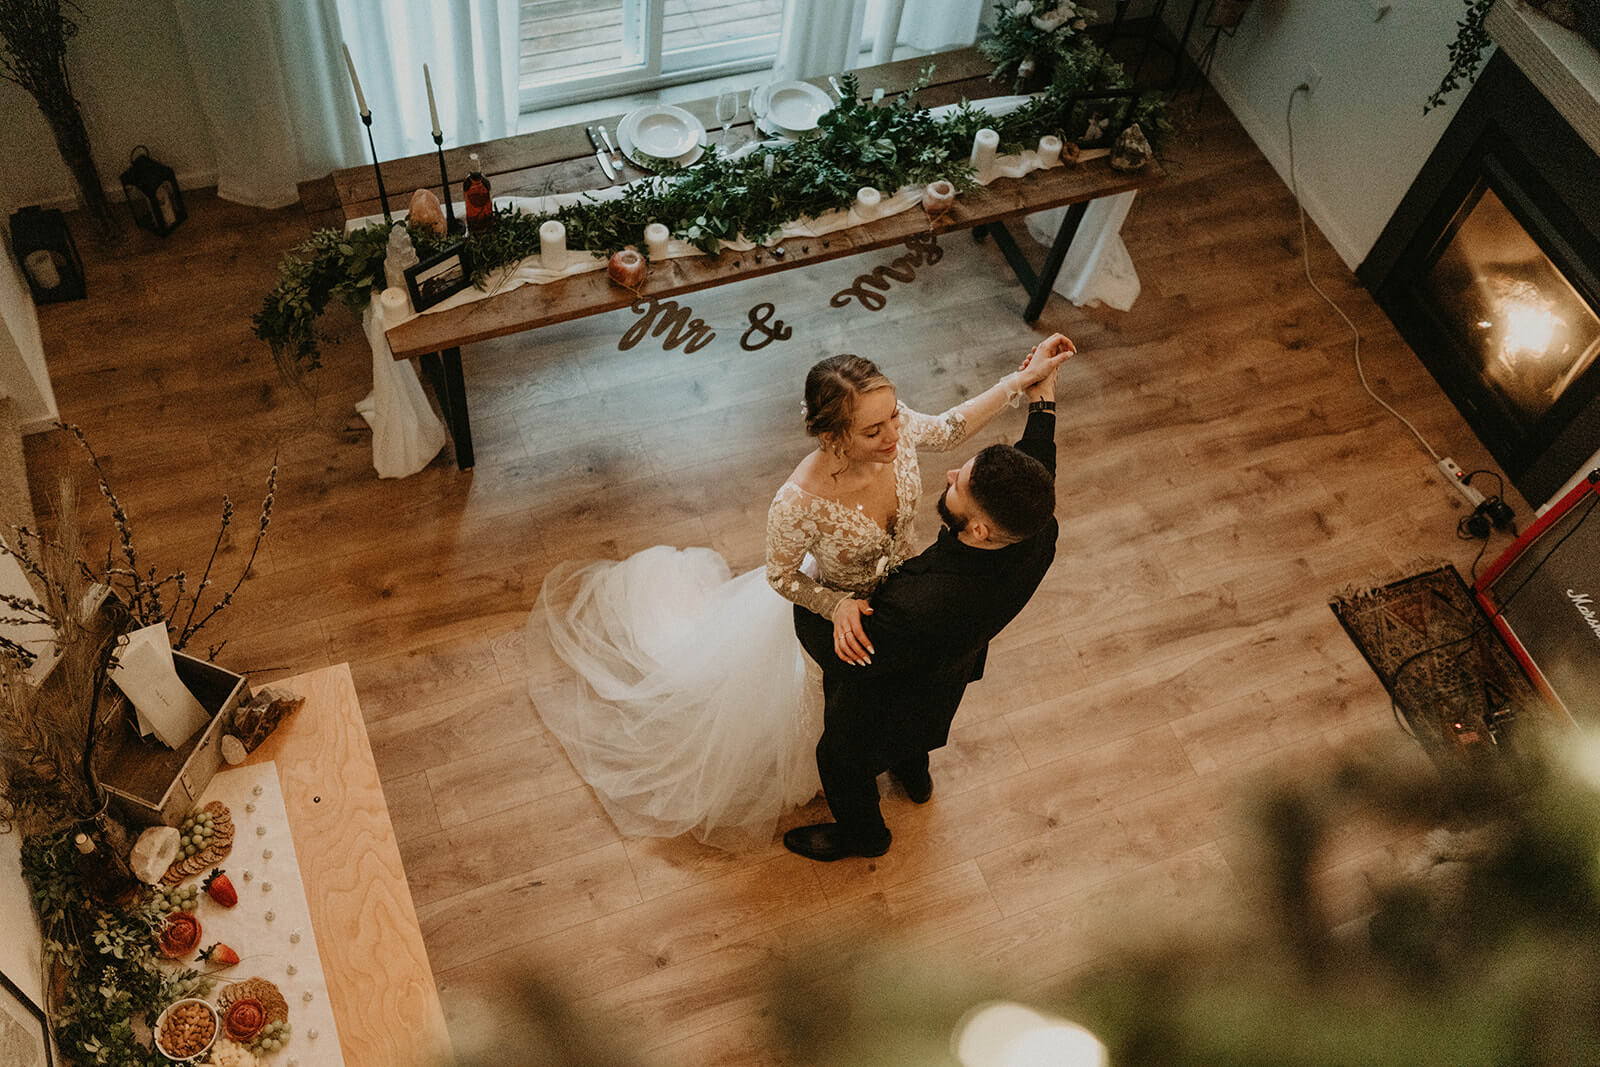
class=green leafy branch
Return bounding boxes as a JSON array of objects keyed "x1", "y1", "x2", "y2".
[{"x1": 1426, "y1": 0, "x2": 1495, "y2": 113}]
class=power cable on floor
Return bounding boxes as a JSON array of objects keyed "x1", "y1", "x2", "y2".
[{"x1": 1284, "y1": 87, "x2": 1442, "y2": 462}]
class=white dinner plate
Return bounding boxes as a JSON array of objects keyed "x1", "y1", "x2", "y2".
[
  {"x1": 753, "y1": 80, "x2": 833, "y2": 136},
  {"x1": 618, "y1": 105, "x2": 704, "y2": 161},
  {"x1": 616, "y1": 122, "x2": 707, "y2": 172}
]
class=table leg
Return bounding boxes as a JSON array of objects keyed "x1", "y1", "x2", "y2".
[
  {"x1": 1026, "y1": 201, "x2": 1089, "y2": 323},
  {"x1": 982, "y1": 200, "x2": 1090, "y2": 324},
  {"x1": 417, "y1": 347, "x2": 475, "y2": 471}
]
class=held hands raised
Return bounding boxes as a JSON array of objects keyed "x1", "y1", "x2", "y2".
[
  {"x1": 1017, "y1": 332, "x2": 1074, "y2": 402},
  {"x1": 832, "y1": 597, "x2": 874, "y2": 666}
]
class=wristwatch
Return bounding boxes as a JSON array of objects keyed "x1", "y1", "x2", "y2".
[{"x1": 1028, "y1": 399, "x2": 1056, "y2": 413}]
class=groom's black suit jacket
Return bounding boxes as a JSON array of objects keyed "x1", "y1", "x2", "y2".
[{"x1": 795, "y1": 409, "x2": 1058, "y2": 764}]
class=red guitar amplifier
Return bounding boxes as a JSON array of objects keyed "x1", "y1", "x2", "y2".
[{"x1": 1474, "y1": 470, "x2": 1600, "y2": 724}]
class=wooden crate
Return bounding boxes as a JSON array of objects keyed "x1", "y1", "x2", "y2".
[{"x1": 100, "y1": 653, "x2": 248, "y2": 827}]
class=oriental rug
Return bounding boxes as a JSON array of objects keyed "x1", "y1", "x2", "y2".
[{"x1": 1329, "y1": 565, "x2": 1541, "y2": 761}]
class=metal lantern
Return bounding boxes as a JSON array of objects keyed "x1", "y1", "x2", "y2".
[
  {"x1": 119, "y1": 145, "x2": 186, "y2": 236},
  {"x1": 8, "y1": 205, "x2": 87, "y2": 303}
]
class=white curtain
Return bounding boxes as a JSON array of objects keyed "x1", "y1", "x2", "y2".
[
  {"x1": 174, "y1": 0, "x2": 519, "y2": 208},
  {"x1": 899, "y1": 0, "x2": 983, "y2": 51},
  {"x1": 337, "y1": 0, "x2": 521, "y2": 160},
  {"x1": 174, "y1": 0, "x2": 362, "y2": 208},
  {"x1": 775, "y1": 0, "x2": 868, "y2": 79}
]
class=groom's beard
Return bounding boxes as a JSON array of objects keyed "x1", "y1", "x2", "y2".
[{"x1": 936, "y1": 487, "x2": 967, "y2": 534}]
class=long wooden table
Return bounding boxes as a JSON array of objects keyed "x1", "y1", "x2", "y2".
[
  {"x1": 305, "y1": 48, "x2": 1162, "y2": 469},
  {"x1": 243, "y1": 665, "x2": 452, "y2": 1067}
]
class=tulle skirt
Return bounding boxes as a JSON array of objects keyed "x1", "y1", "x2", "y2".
[{"x1": 525, "y1": 546, "x2": 823, "y2": 850}]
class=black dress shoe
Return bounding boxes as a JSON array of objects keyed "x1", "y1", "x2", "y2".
[
  {"x1": 891, "y1": 765, "x2": 933, "y2": 804},
  {"x1": 783, "y1": 822, "x2": 891, "y2": 862}
]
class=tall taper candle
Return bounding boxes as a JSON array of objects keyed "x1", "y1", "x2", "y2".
[
  {"x1": 342, "y1": 43, "x2": 369, "y2": 117},
  {"x1": 424, "y1": 63, "x2": 441, "y2": 138}
]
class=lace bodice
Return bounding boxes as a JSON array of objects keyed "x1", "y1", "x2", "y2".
[{"x1": 766, "y1": 404, "x2": 974, "y2": 617}]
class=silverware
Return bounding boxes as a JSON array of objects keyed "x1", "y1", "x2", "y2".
[
  {"x1": 597, "y1": 126, "x2": 623, "y2": 172},
  {"x1": 585, "y1": 126, "x2": 617, "y2": 181}
]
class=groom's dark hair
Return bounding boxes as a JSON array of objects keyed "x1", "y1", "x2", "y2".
[{"x1": 969, "y1": 444, "x2": 1054, "y2": 542}]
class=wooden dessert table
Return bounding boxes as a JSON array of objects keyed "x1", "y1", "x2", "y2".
[
  {"x1": 243, "y1": 665, "x2": 451, "y2": 1067},
  {"x1": 303, "y1": 47, "x2": 1163, "y2": 470}
]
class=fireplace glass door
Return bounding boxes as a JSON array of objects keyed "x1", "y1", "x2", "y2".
[{"x1": 1421, "y1": 183, "x2": 1600, "y2": 434}]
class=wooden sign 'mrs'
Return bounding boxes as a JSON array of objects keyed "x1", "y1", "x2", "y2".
[{"x1": 829, "y1": 234, "x2": 943, "y2": 312}]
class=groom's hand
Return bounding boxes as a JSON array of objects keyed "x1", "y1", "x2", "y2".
[{"x1": 832, "y1": 598, "x2": 875, "y2": 666}]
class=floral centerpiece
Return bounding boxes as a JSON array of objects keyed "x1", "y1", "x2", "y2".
[{"x1": 979, "y1": 0, "x2": 1094, "y2": 91}]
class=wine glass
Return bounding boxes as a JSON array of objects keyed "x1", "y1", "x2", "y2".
[{"x1": 716, "y1": 89, "x2": 740, "y2": 145}]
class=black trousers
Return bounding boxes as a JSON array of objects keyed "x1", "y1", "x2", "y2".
[{"x1": 815, "y1": 728, "x2": 928, "y2": 847}]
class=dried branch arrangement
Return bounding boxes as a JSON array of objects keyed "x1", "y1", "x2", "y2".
[{"x1": 0, "y1": 425, "x2": 275, "y2": 836}]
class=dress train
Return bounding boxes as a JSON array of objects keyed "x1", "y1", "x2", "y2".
[{"x1": 525, "y1": 546, "x2": 823, "y2": 850}]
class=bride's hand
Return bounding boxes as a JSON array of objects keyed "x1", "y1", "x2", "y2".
[
  {"x1": 1017, "y1": 333, "x2": 1075, "y2": 381},
  {"x1": 832, "y1": 598, "x2": 875, "y2": 666}
]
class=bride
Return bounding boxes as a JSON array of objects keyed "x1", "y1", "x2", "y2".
[{"x1": 526, "y1": 343, "x2": 1071, "y2": 849}]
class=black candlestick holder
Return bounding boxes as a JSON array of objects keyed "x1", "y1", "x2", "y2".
[
  {"x1": 433, "y1": 132, "x2": 460, "y2": 235},
  {"x1": 362, "y1": 112, "x2": 392, "y2": 222}
]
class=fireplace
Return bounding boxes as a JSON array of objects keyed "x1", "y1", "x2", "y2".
[{"x1": 1359, "y1": 47, "x2": 1600, "y2": 507}]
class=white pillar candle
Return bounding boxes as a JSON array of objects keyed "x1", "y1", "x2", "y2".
[
  {"x1": 24, "y1": 250, "x2": 60, "y2": 290},
  {"x1": 855, "y1": 186, "x2": 881, "y2": 218},
  {"x1": 763, "y1": 153, "x2": 775, "y2": 177},
  {"x1": 540, "y1": 220, "x2": 567, "y2": 271},
  {"x1": 424, "y1": 63, "x2": 441, "y2": 138},
  {"x1": 1038, "y1": 134, "x2": 1062, "y2": 166},
  {"x1": 644, "y1": 222, "x2": 670, "y2": 259},
  {"x1": 342, "y1": 43, "x2": 369, "y2": 117},
  {"x1": 970, "y1": 128, "x2": 999, "y2": 180},
  {"x1": 381, "y1": 286, "x2": 410, "y2": 318},
  {"x1": 872, "y1": 87, "x2": 884, "y2": 104}
]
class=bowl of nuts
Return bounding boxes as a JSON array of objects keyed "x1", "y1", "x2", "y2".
[{"x1": 155, "y1": 997, "x2": 219, "y2": 1062}]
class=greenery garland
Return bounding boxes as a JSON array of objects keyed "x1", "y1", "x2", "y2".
[
  {"x1": 22, "y1": 831, "x2": 211, "y2": 1067},
  {"x1": 1425, "y1": 0, "x2": 1494, "y2": 113},
  {"x1": 253, "y1": 57, "x2": 1169, "y2": 378}
]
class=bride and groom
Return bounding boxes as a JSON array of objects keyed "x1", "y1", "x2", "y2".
[{"x1": 526, "y1": 333, "x2": 1073, "y2": 856}]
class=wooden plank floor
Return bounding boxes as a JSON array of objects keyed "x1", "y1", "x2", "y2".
[{"x1": 26, "y1": 98, "x2": 1514, "y2": 1063}]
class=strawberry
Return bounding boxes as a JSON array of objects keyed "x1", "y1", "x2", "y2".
[
  {"x1": 203, "y1": 868, "x2": 238, "y2": 908},
  {"x1": 198, "y1": 942, "x2": 240, "y2": 967}
]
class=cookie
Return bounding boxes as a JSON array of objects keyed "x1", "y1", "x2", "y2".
[{"x1": 161, "y1": 801, "x2": 235, "y2": 885}]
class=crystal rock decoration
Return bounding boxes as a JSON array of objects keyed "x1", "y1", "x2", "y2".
[{"x1": 1110, "y1": 123, "x2": 1153, "y2": 172}]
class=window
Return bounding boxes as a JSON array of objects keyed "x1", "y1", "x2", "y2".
[{"x1": 519, "y1": 0, "x2": 782, "y2": 110}]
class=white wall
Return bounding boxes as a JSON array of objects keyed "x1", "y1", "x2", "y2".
[
  {"x1": 0, "y1": 830, "x2": 46, "y2": 1011},
  {"x1": 0, "y1": 234, "x2": 59, "y2": 428},
  {"x1": 0, "y1": 0, "x2": 216, "y2": 221},
  {"x1": 1169, "y1": 0, "x2": 1478, "y2": 269}
]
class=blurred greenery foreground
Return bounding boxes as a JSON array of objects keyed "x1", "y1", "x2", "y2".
[{"x1": 444, "y1": 729, "x2": 1600, "y2": 1066}]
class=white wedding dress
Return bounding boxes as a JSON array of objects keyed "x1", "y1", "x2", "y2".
[{"x1": 525, "y1": 405, "x2": 974, "y2": 849}]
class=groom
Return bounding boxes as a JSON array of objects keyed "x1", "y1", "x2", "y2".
[{"x1": 785, "y1": 334, "x2": 1070, "y2": 861}]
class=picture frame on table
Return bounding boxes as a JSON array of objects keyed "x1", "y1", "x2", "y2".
[
  {"x1": 0, "y1": 966, "x2": 52, "y2": 1067},
  {"x1": 1063, "y1": 90, "x2": 1139, "y2": 149},
  {"x1": 404, "y1": 242, "x2": 475, "y2": 312}
]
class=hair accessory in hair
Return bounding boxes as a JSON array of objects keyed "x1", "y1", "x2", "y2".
[{"x1": 800, "y1": 400, "x2": 808, "y2": 418}]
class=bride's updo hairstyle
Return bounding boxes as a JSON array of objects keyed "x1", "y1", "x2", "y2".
[{"x1": 804, "y1": 355, "x2": 893, "y2": 443}]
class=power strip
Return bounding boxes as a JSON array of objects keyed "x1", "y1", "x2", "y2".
[{"x1": 1437, "y1": 458, "x2": 1486, "y2": 507}]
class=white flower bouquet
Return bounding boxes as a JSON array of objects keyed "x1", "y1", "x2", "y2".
[{"x1": 980, "y1": 0, "x2": 1094, "y2": 90}]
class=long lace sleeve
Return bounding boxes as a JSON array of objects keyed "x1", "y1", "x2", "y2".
[
  {"x1": 765, "y1": 484, "x2": 855, "y2": 619},
  {"x1": 899, "y1": 403, "x2": 974, "y2": 452}
]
